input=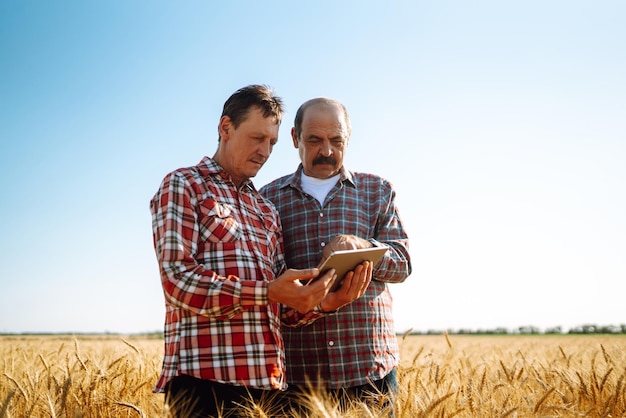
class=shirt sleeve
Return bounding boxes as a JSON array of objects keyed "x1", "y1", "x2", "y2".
[
  {"x1": 150, "y1": 171, "x2": 267, "y2": 319},
  {"x1": 281, "y1": 305, "x2": 330, "y2": 327},
  {"x1": 371, "y1": 182, "x2": 412, "y2": 283}
]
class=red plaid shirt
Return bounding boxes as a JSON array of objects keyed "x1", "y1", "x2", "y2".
[
  {"x1": 260, "y1": 165, "x2": 412, "y2": 388},
  {"x1": 150, "y1": 157, "x2": 317, "y2": 392}
]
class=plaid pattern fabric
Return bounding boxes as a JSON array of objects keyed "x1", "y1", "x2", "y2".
[
  {"x1": 260, "y1": 164, "x2": 412, "y2": 388},
  {"x1": 151, "y1": 157, "x2": 289, "y2": 392}
]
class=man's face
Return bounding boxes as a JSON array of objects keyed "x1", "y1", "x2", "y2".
[
  {"x1": 218, "y1": 106, "x2": 279, "y2": 185},
  {"x1": 292, "y1": 103, "x2": 349, "y2": 179}
]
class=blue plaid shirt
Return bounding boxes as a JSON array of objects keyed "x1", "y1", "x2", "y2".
[{"x1": 260, "y1": 164, "x2": 412, "y2": 388}]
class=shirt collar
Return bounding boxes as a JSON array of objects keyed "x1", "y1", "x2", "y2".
[
  {"x1": 199, "y1": 156, "x2": 255, "y2": 192},
  {"x1": 285, "y1": 163, "x2": 354, "y2": 191}
]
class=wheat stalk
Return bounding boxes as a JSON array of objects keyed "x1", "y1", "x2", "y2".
[
  {"x1": 122, "y1": 339, "x2": 141, "y2": 355},
  {"x1": 3, "y1": 374, "x2": 27, "y2": 403},
  {"x1": 0, "y1": 390, "x2": 16, "y2": 418},
  {"x1": 115, "y1": 401, "x2": 145, "y2": 418},
  {"x1": 533, "y1": 386, "x2": 555, "y2": 413},
  {"x1": 45, "y1": 394, "x2": 57, "y2": 418}
]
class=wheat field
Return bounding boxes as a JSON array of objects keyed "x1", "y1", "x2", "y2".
[{"x1": 1, "y1": 333, "x2": 625, "y2": 417}]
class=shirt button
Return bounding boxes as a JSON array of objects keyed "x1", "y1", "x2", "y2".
[
  {"x1": 319, "y1": 212, "x2": 324, "y2": 217},
  {"x1": 321, "y1": 242, "x2": 326, "y2": 247},
  {"x1": 328, "y1": 340, "x2": 335, "y2": 347}
]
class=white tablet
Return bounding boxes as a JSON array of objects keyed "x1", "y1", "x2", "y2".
[{"x1": 314, "y1": 247, "x2": 388, "y2": 292}]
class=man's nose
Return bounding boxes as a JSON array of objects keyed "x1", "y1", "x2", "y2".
[
  {"x1": 320, "y1": 140, "x2": 333, "y2": 156},
  {"x1": 259, "y1": 140, "x2": 272, "y2": 158}
]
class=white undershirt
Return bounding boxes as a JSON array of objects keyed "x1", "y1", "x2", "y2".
[{"x1": 300, "y1": 172, "x2": 340, "y2": 206}]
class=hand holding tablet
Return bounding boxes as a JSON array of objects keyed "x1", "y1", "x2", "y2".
[{"x1": 315, "y1": 247, "x2": 388, "y2": 292}]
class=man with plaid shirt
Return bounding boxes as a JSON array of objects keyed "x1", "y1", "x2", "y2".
[{"x1": 261, "y1": 97, "x2": 412, "y2": 417}]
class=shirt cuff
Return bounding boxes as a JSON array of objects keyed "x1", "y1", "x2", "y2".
[
  {"x1": 239, "y1": 280, "x2": 268, "y2": 307},
  {"x1": 313, "y1": 302, "x2": 338, "y2": 314}
]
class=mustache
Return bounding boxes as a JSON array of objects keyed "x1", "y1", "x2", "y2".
[{"x1": 312, "y1": 156, "x2": 337, "y2": 166}]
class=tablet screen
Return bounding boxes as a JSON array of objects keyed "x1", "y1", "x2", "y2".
[{"x1": 314, "y1": 246, "x2": 388, "y2": 292}]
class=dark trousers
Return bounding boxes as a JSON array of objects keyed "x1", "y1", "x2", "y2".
[
  {"x1": 287, "y1": 368, "x2": 398, "y2": 417},
  {"x1": 164, "y1": 374, "x2": 286, "y2": 418}
]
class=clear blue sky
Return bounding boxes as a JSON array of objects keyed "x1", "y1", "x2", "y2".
[{"x1": 1, "y1": 1, "x2": 624, "y2": 334}]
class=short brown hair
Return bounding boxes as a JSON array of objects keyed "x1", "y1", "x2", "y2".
[{"x1": 221, "y1": 84, "x2": 284, "y2": 129}]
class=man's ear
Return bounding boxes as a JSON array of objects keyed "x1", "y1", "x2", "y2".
[
  {"x1": 218, "y1": 116, "x2": 232, "y2": 141},
  {"x1": 291, "y1": 127, "x2": 299, "y2": 149}
]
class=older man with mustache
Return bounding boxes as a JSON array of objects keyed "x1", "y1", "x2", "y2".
[{"x1": 260, "y1": 97, "x2": 412, "y2": 417}]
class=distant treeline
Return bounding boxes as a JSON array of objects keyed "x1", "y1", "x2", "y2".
[
  {"x1": 406, "y1": 324, "x2": 626, "y2": 335},
  {"x1": 3, "y1": 324, "x2": 626, "y2": 337}
]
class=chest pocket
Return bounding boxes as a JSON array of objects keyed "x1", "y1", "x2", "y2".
[{"x1": 196, "y1": 198, "x2": 243, "y2": 243}]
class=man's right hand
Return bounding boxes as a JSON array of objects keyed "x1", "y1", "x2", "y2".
[
  {"x1": 267, "y1": 268, "x2": 337, "y2": 313},
  {"x1": 322, "y1": 234, "x2": 372, "y2": 260}
]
